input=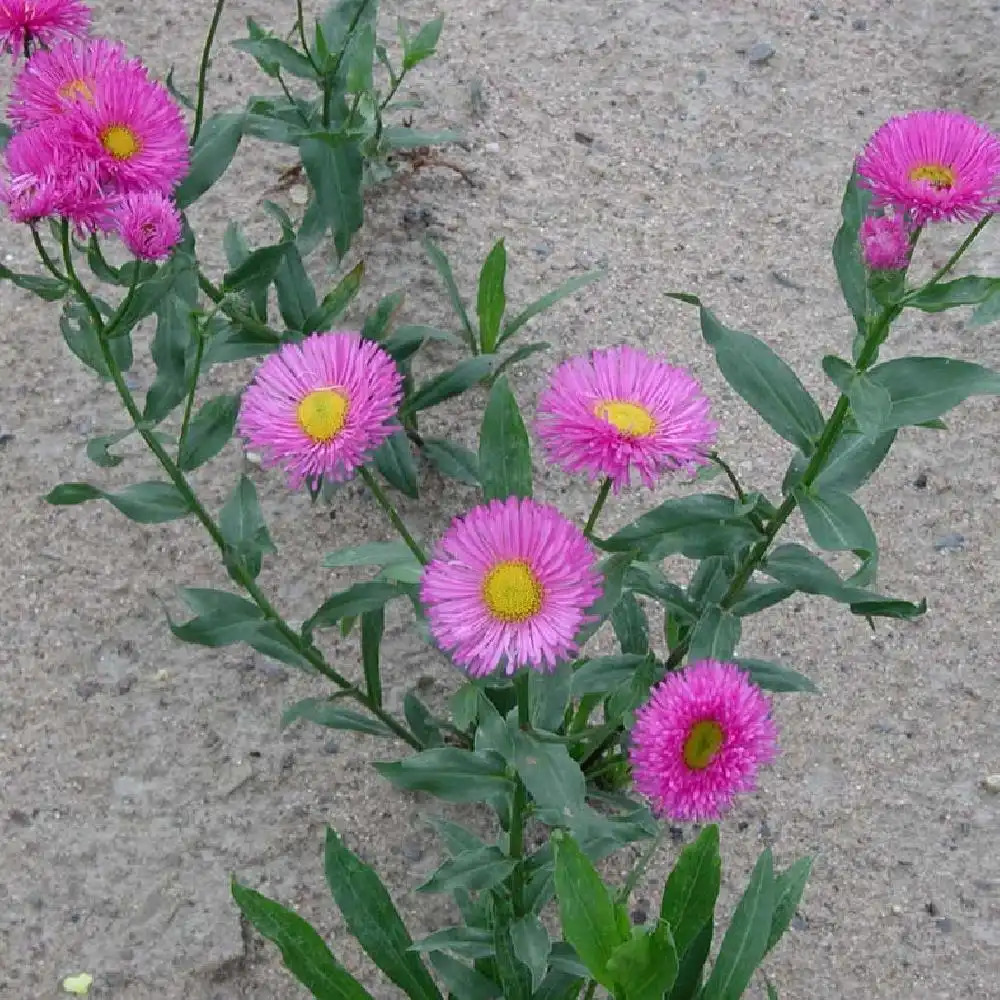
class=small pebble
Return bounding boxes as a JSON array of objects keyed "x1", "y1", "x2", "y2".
[
  {"x1": 890, "y1": 904, "x2": 903, "y2": 916},
  {"x1": 936, "y1": 917, "x2": 954, "y2": 933},
  {"x1": 981, "y1": 774, "x2": 1000, "y2": 794},
  {"x1": 933, "y1": 532, "x2": 966, "y2": 553},
  {"x1": 913, "y1": 472, "x2": 928, "y2": 489},
  {"x1": 925, "y1": 901, "x2": 940, "y2": 917},
  {"x1": 483, "y1": 141, "x2": 501, "y2": 154},
  {"x1": 748, "y1": 41, "x2": 775, "y2": 65},
  {"x1": 0, "y1": 431, "x2": 13, "y2": 447},
  {"x1": 852, "y1": 17, "x2": 868, "y2": 30},
  {"x1": 114, "y1": 675, "x2": 135, "y2": 696},
  {"x1": 323, "y1": 738, "x2": 340, "y2": 755},
  {"x1": 630, "y1": 901, "x2": 649, "y2": 924},
  {"x1": 75, "y1": 679, "x2": 102, "y2": 701},
  {"x1": 532, "y1": 241, "x2": 553, "y2": 259},
  {"x1": 573, "y1": 129, "x2": 594, "y2": 146},
  {"x1": 256, "y1": 659, "x2": 288, "y2": 682},
  {"x1": 400, "y1": 836, "x2": 424, "y2": 862}
]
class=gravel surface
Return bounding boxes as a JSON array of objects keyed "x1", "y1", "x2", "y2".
[{"x1": 1, "y1": 1, "x2": 998, "y2": 997}]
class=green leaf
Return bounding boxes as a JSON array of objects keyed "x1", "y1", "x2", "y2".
[
  {"x1": 382, "y1": 324, "x2": 464, "y2": 363},
  {"x1": 177, "y1": 393, "x2": 239, "y2": 471},
  {"x1": 362, "y1": 291, "x2": 405, "y2": 343},
  {"x1": 494, "y1": 341, "x2": 551, "y2": 378},
  {"x1": 304, "y1": 261, "x2": 365, "y2": 333},
  {"x1": 701, "y1": 849, "x2": 775, "y2": 1000},
  {"x1": 361, "y1": 608, "x2": 384, "y2": 707},
  {"x1": 668, "y1": 294, "x2": 824, "y2": 451},
  {"x1": 402, "y1": 14, "x2": 444, "y2": 70},
  {"x1": 233, "y1": 29, "x2": 318, "y2": 79},
  {"x1": 866, "y1": 356, "x2": 1000, "y2": 429},
  {"x1": 529, "y1": 660, "x2": 573, "y2": 731},
  {"x1": 85, "y1": 429, "x2": 131, "y2": 468},
  {"x1": 410, "y1": 926, "x2": 493, "y2": 960},
  {"x1": 168, "y1": 588, "x2": 263, "y2": 647},
  {"x1": 831, "y1": 169, "x2": 872, "y2": 333},
  {"x1": 766, "y1": 857, "x2": 812, "y2": 955},
  {"x1": 490, "y1": 894, "x2": 533, "y2": 1000},
  {"x1": 323, "y1": 540, "x2": 416, "y2": 568},
  {"x1": 735, "y1": 659, "x2": 818, "y2": 694},
  {"x1": 274, "y1": 243, "x2": 318, "y2": 331},
  {"x1": 727, "y1": 581, "x2": 794, "y2": 618},
  {"x1": 59, "y1": 299, "x2": 132, "y2": 379},
  {"x1": 509, "y1": 916, "x2": 551, "y2": 993},
  {"x1": 282, "y1": 698, "x2": 393, "y2": 737},
  {"x1": 428, "y1": 953, "x2": 501, "y2": 1000},
  {"x1": 606, "y1": 923, "x2": 679, "y2": 1000},
  {"x1": 660, "y1": 824, "x2": 721, "y2": 958},
  {"x1": 553, "y1": 831, "x2": 627, "y2": 990},
  {"x1": 905, "y1": 276, "x2": 1000, "y2": 312},
  {"x1": 0, "y1": 262, "x2": 67, "y2": 301},
  {"x1": 222, "y1": 222, "x2": 268, "y2": 320},
  {"x1": 383, "y1": 126, "x2": 462, "y2": 150},
  {"x1": 403, "y1": 692, "x2": 443, "y2": 748},
  {"x1": 300, "y1": 135, "x2": 364, "y2": 259},
  {"x1": 513, "y1": 731, "x2": 589, "y2": 829},
  {"x1": 417, "y1": 846, "x2": 518, "y2": 894},
  {"x1": 304, "y1": 580, "x2": 414, "y2": 639},
  {"x1": 686, "y1": 605, "x2": 742, "y2": 662},
  {"x1": 574, "y1": 552, "x2": 633, "y2": 646},
  {"x1": 499, "y1": 270, "x2": 603, "y2": 347},
  {"x1": 403, "y1": 356, "x2": 497, "y2": 416},
  {"x1": 222, "y1": 241, "x2": 290, "y2": 293},
  {"x1": 231, "y1": 882, "x2": 374, "y2": 1000},
  {"x1": 822, "y1": 356, "x2": 892, "y2": 438},
  {"x1": 473, "y1": 695, "x2": 515, "y2": 760},
  {"x1": 571, "y1": 654, "x2": 648, "y2": 695},
  {"x1": 795, "y1": 487, "x2": 876, "y2": 554},
  {"x1": 375, "y1": 748, "x2": 512, "y2": 803},
  {"x1": 46, "y1": 481, "x2": 191, "y2": 524},
  {"x1": 219, "y1": 475, "x2": 275, "y2": 580},
  {"x1": 422, "y1": 437, "x2": 480, "y2": 485},
  {"x1": 422, "y1": 237, "x2": 477, "y2": 350},
  {"x1": 373, "y1": 432, "x2": 419, "y2": 498},
  {"x1": 665, "y1": 920, "x2": 712, "y2": 1000},
  {"x1": 784, "y1": 429, "x2": 896, "y2": 496},
  {"x1": 175, "y1": 112, "x2": 245, "y2": 210},
  {"x1": 601, "y1": 494, "x2": 762, "y2": 554},
  {"x1": 476, "y1": 239, "x2": 507, "y2": 353},
  {"x1": 611, "y1": 591, "x2": 649, "y2": 656},
  {"x1": 323, "y1": 827, "x2": 442, "y2": 1000},
  {"x1": 478, "y1": 375, "x2": 532, "y2": 501}
]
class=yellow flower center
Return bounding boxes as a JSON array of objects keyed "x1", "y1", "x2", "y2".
[
  {"x1": 296, "y1": 388, "x2": 349, "y2": 442},
  {"x1": 100, "y1": 124, "x2": 141, "y2": 160},
  {"x1": 483, "y1": 559, "x2": 543, "y2": 622},
  {"x1": 594, "y1": 400, "x2": 656, "y2": 437},
  {"x1": 682, "y1": 720, "x2": 725, "y2": 770},
  {"x1": 909, "y1": 163, "x2": 956, "y2": 190},
  {"x1": 58, "y1": 78, "x2": 94, "y2": 102}
]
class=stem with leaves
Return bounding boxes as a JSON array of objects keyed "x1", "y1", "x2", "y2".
[
  {"x1": 584, "y1": 477, "x2": 613, "y2": 538},
  {"x1": 55, "y1": 222, "x2": 423, "y2": 751}
]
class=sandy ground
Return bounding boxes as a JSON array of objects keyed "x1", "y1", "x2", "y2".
[{"x1": 2, "y1": 0, "x2": 999, "y2": 997}]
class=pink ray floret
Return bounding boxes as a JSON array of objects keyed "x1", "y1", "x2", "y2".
[
  {"x1": 237, "y1": 332, "x2": 403, "y2": 490},
  {"x1": 859, "y1": 213, "x2": 912, "y2": 271},
  {"x1": 0, "y1": 0, "x2": 90, "y2": 59},
  {"x1": 1, "y1": 125, "x2": 109, "y2": 230},
  {"x1": 536, "y1": 345, "x2": 717, "y2": 492},
  {"x1": 420, "y1": 496, "x2": 603, "y2": 677},
  {"x1": 9, "y1": 39, "x2": 145, "y2": 129},
  {"x1": 61, "y1": 61, "x2": 190, "y2": 196},
  {"x1": 113, "y1": 191, "x2": 182, "y2": 261},
  {"x1": 857, "y1": 110, "x2": 1000, "y2": 224},
  {"x1": 629, "y1": 659, "x2": 779, "y2": 822}
]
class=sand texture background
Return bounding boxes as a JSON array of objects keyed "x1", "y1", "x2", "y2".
[{"x1": 1, "y1": 0, "x2": 998, "y2": 997}]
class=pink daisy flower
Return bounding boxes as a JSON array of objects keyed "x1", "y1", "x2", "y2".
[
  {"x1": 1, "y1": 126, "x2": 109, "y2": 231},
  {"x1": 237, "y1": 332, "x2": 403, "y2": 490},
  {"x1": 0, "y1": 0, "x2": 90, "y2": 59},
  {"x1": 61, "y1": 63, "x2": 189, "y2": 196},
  {"x1": 9, "y1": 39, "x2": 144, "y2": 129},
  {"x1": 859, "y1": 213, "x2": 912, "y2": 270},
  {"x1": 536, "y1": 345, "x2": 717, "y2": 492},
  {"x1": 420, "y1": 496, "x2": 603, "y2": 677},
  {"x1": 857, "y1": 110, "x2": 1000, "y2": 224},
  {"x1": 113, "y1": 191, "x2": 181, "y2": 261},
  {"x1": 629, "y1": 660, "x2": 778, "y2": 822}
]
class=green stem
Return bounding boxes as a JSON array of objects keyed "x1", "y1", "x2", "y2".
[
  {"x1": 192, "y1": 0, "x2": 227, "y2": 146},
  {"x1": 105, "y1": 267, "x2": 142, "y2": 339},
  {"x1": 508, "y1": 671, "x2": 531, "y2": 915},
  {"x1": 378, "y1": 67, "x2": 408, "y2": 113},
  {"x1": 59, "y1": 224, "x2": 422, "y2": 752},
  {"x1": 177, "y1": 326, "x2": 206, "y2": 454},
  {"x1": 295, "y1": 0, "x2": 315, "y2": 68},
  {"x1": 30, "y1": 227, "x2": 67, "y2": 282},
  {"x1": 197, "y1": 270, "x2": 282, "y2": 341},
  {"x1": 584, "y1": 477, "x2": 613, "y2": 537},
  {"x1": 905, "y1": 214, "x2": 993, "y2": 297},
  {"x1": 710, "y1": 451, "x2": 766, "y2": 533},
  {"x1": 358, "y1": 466, "x2": 428, "y2": 564},
  {"x1": 616, "y1": 825, "x2": 669, "y2": 904}
]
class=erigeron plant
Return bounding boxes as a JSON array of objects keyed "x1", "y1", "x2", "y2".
[{"x1": 4, "y1": 2, "x2": 1000, "y2": 997}]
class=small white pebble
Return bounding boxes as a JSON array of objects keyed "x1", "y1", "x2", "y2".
[
  {"x1": 982, "y1": 774, "x2": 1000, "y2": 794},
  {"x1": 890, "y1": 904, "x2": 902, "y2": 916},
  {"x1": 483, "y1": 141, "x2": 501, "y2": 153}
]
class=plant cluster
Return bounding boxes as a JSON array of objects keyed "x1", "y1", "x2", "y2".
[{"x1": 4, "y1": 1, "x2": 1000, "y2": 998}]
